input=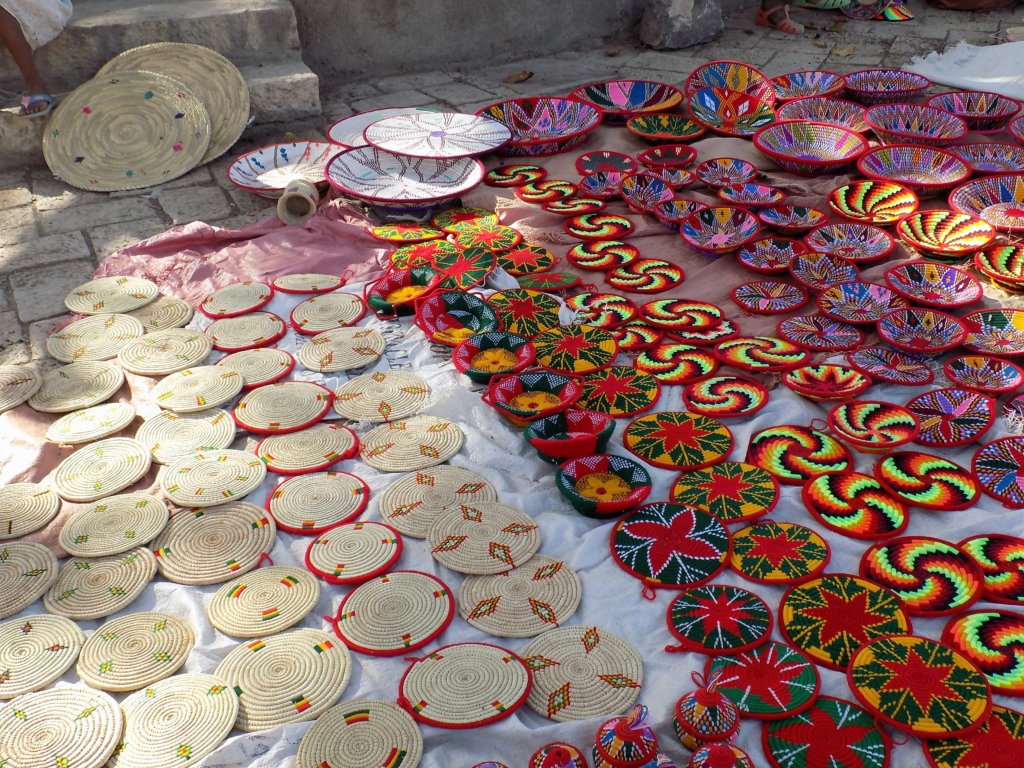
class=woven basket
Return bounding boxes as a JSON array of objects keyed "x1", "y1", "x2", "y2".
[
  {"x1": 359, "y1": 415, "x2": 464, "y2": 473},
  {"x1": 522, "y1": 625, "x2": 643, "y2": 721},
  {"x1": 426, "y1": 502, "x2": 540, "y2": 575},
  {"x1": 150, "y1": 502, "x2": 276, "y2": 585},
  {"x1": 160, "y1": 449, "x2": 267, "y2": 508},
  {"x1": 98, "y1": 41, "x2": 249, "y2": 165},
  {"x1": 273, "y1": 273, "x2": 344, "y2": 294},
  {"x1": 52, "y1": 437, "x2": 152, "y2": 503},
  {"x1": 256, "y1": 422, "x2": 358, "y2": 474},
  {"x1": 208, "y1": 565, "x2": 320, "y2": 637},
  {"x1": 135, "y1": 408, "x2": 235, "y2": 465},
  {"x1": 59, "y1": 493, "x2": 169, "y2": 557},
  {"x1": 267, "y1": 471, "x2": 370, "y2": 534},
  {"x1": 108, "y1": 672, "x2": 238, "y2": 768},
  {"x1": 206, "y1": 312, "x2": 287, "y2": 352},
  {"x1": 45, "y1": 402, "x2": 136, "y2": 444},
  {"x1": 117, "y1": 329, "x2": 213, "y2": 376},
  {"x1": 77, "y1": 611, "x2": 195, "y2": 692},
  {"x1": 43, "y1": 547, "x2": 157, "y2": 620},
  {"x1": 0, "y1": 687, "x2": 123, "y2": 768},
  {"x1": 458, "y1": 555, "x2": 582, "y2": 638},
  {"x1": 0, "y1": 365, "x2": 42, "y2": 413},
  {"x1": 214, "y1": 628, "x2": 352, "y2": 731},
  {"x1": 305, "y1": 521, "x2": 402, "y2": 585},
  {"x1": 234, "y1": 381, "x2": 334, "y2": 434},
  {"x1": 46, "y1": 313, "x2": 145, "y2": 363},
  {"x1": 152, "y1": 366, "x2": 244, "y2": 414},
  {"x1": 126, "y1": 295, "x2": 194, "y2": 333},
  {"x1": 200, "y1": 281, "x2": 274, "y2": 319},
  {"x1": 290, "y1": 293, "x2": 367, "y2": 334},
  {"x1": 215, "y1": 348, "x2": 294, "y2": 389},
  {"x1": 28, "y1": 361, "x2": 124, "y2": 413},
  {"x1": 378, "y1": 465, "x2": 497, "y2": 538},
  {"x1": 398, "y1": 642, "x2": 531, "y2": 728},
  {"x1": 327, "y1": 570, "x2": 454, "y2": 656},
  {"x1": 43, "y1": 70, "x2": 211, "y2": 192},
  {"x1": 64, "y1": 275, "x2": 159, "y2": 316},
  {"x1": 0, "y1": 483, "x2": 61, "y2": 540},
  {"x1": 295, "y1": 698, "x2": 424, "y2": 768},
  {"x1": 0, "y1": 614, "x2": 84, "y2": 699},
  {"x1": 296, "y1": 327, "x2": 386, "y2": 373},
  {"x1": 333, "y1": 371, "x2": 430, "y2": 423},
  {"x1": 0, "y1": 541, "x2": 59, "y2": 620}
]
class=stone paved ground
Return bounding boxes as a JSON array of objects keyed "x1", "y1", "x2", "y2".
[{"x1": 1, "y1": 2, "x2": 1019, "y2": 366}]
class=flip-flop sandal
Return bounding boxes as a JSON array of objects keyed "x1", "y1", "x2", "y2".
[
  {"x1": 756, "y1": 4, "x2": 805, "y2": 34},
  {"x1": 20, "y1": 93, "x2": 55, "y2": 118}
]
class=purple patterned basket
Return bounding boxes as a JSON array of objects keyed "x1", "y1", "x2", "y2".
[
  {"x1": 771, "y1": 71, "x2": 846, "y2": 102},
  {"x1": 777, "y1": 97, "x2": 869, "y2": 133},
  {"x1": 475, "y1": 97, "x2": 602, "y2": 156},
  {"x1": 858, "y1": 145, "x2": 971, "y2": 196},
  {"x1": 619, "y1": 172, "x2": 675, "y2": 213},
  {"x1": 927, "y1": 91, "x2": 1022, "y2": 133},
  {"x1": 864, "y1": 103, "x2": 968, "y2": 147},
  {"x1": 948, "y1": 173, "x2": 1024, "y2": 233},
  {"x1": 681, "y1": 206, "x2": 761, "y2": 254},
  {"x1": 654, "y1": 199, "x2": 708, "y2": 230},
  {"x1": 844, "y1": 69, "x2": 931, "y2": 105},
  {"x1": 753, "y1": 121, "x2": 868, "y2": 176},
  {"x1": 948, "y1": 143, "x2": 1024, "y2": 175},
  {"x1": 804, "y1": 222, "x2": 895, "y2": 263}
]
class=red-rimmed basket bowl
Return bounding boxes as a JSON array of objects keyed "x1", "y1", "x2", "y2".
[
  {"x1": 757, "y1": 205, "x2": 828, "y2": 234},
  {"x1": 782, "y1": 364, "x2": 873, "y2": 402},
  {"x1": 626, "y1": 113, "x2": 707, "y2": 143},
  {"x1": 895, "y1": 210, "x2": 996, "y2": 258},
  {"x1": 681, "y1": 206, "x2": 761, "y2": 255},
  {"x1": 696, "y1": 157, "x2": 758, "y2": 188},
  {"x1": 864, "y1": 103, "x2": 968, "y2": 147},
  {"x1": 452, "y1": 331, "x2": 535, "y2": 383},
  {"x1": 637, "y1": 144, "x2": 698, "y2": 168},
  {"x1": 948, "y1": 173, "x2": 1024, "y2": 233},
  {"x1": 844, "y1": 69, "x2": 931, "y2": 105},
  {"x1": 475, "y1": 96, "x2": 602, "y2": 156},
  {"x1": 718, "y1": 183, "x2": 787, "y2": 210},
  {"x1": 414, "y1": 290, "x2": 500, "y2": 346},
  {"x1": 858, "y1": 144, "x2": 971, "y2": 196},
  {"x1": 555, "y1": 453, "x2": 653, "y2": 518},
  {"x1": 654, "y1": 199, "x2": 708, "y2": 230},
  {"x1": 737, "y1": 237, "x2": 806, "y2": 274},
  {"x1": 364, "y1": 266, "x2": 442, "y2": 318},
  {"x1": 883, "y1": 261, "x2": 983, "y2": 308},
  {"x1": 523, "y1": 409, "x2": 616, "y2": 464},
  {"x1": 685, "y1": 59, "x2": 776, "y2": 105},
  {"x1": 927, "y1": 91, "x2": 1023, "y2": 133},
  {"x1": 804, "y1": 222, "x2": 895, "y2": 263},
  {"x1": 777, "y1": 97, "x2": 869, "y2": 133},
  {"x1": 771, "y1": 71, "x2": 846, "y2": 102},
  {"x1": 753, "y1": 121, "x2": 868, "y2": 176},
  {"x1": 688, "y1": 87, "x2": 777, "y2": 138},
  {"x1": 827, "y1": 180, "x2": 919, "y2": 226},
  {"x1": 827, "y1": 400, "x2": 920, "y2": 453},
  {"x1": 877, "y1": 307, "x2": 968, "y2": 355},
  {"x1": 619, "y1": 172, "x2": 675, "y2": 213},
  {"x1": 482, "y1": 370, "x2": 583, "y2": 427},
  {"x1": 948, "y1": 143, "x2": 1024, "y2": 175},
  {"x1": 570, "y1": 80, "x2": 684, "y2": 121}
]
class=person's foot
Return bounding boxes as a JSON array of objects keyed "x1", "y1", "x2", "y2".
[
  {"x1": 756, "y1": 4, "x2": 805, "y2": 33},
  {"x1": 19, "y1": 92, "x2": 54, "y2": 117}
]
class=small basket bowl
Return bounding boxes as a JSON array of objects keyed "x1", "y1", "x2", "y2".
[
  {"x1": 777, "y1": 97, "x2": 869, "y2": 133},
  {"x1": 475, "y1": 96, "x2": 602, "y2": 156},
  {"x1": 753, "y1": 120, "x2": 867, "y2": 176},
  {"x1": 771, "y1": 71, "x2": 846, "y2": 102},
  {"x1": 482, "y1": 370, "x2": 583, "y2": 427},
  {"x1": 857, "y1": 144, "x2": 971, "y2": 196},
  {"x1": 571, "y1": 80, "x2": 684, "y2": 121},
  {"x1": 414, "y1": 290, "x2": 500, "y2": 346},
  {"x1": 364, "y1": 266, "x2": 442, "y2": 318},
  {"x1": 626, "y1": 113, "x2": 707, "y2": 143},
  {"x1": 555, "y1": 453, "x2": 653, "y2": 518},
  {"x1": 844, "y1": 69, "x2": 931, "y2": 105},
  {"x1": 523, "y1": 409, "x2": 616, "y2": 463},
  {"x1": 864, "y1": 103, "x2": 968, "y2": 147},
  {"x1": 452, "y1": 331, "x2": 535, "y2": 383},
  {"x1": 757, "y1": 205, "x2": 828, "y2": 234},
  {"x1": 927, "y1": 90, "x2": 1022, "y2": 133},
  {"x1": 681, "y1": 206, "x2": 761, "y2": 255},
  {"x1": 688, "y1": 87, "x2": 776, "y2": 138}
]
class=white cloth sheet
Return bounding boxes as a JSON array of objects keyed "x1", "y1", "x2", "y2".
[{"x1": 907, "y1": 40, "x2": 1024, "y2": 102}]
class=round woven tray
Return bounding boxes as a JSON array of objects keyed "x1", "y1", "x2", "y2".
[
  {"x1": 233, "y1": 381, "x2": 333, "y2": 435},
  {"x1": 46, "y1": 313, "x2": 145, "y2": 363},
  {"x1": 305, "y1": 521, "x2": 403, "y2": 585},
  {"x1": 0, "y1": 365, "x2": 42, "y2": 413},
  {"x1": 64, "y1": 275, "x2": 159, "y2": 316},
  {"x1": 267, "y1": 471, "x2": 370, "y2": 534},
  {"x1": 273, "y1": 273, "x2": 344, "y2": 294},
  {"x1": 108, "y1": 672, "x2": 238, "y2": 768},
  {"x1": 206, "y1": 312, "x2": 287, "y2": 352},
  {"x1": 458, "y1": 555, "x2": 582, "y2": 638},
  {"x1": 296, "y1": 327, "x2": 386, "y2": 373},
  {"x1": 43, "y1": 547, "x2": 157, "y2": 620},
  {"x1": 160, "y1": 449, "x2": 267, "y2": 507},
  {"x1": 0, "y1": 483, "x2": 61, "y2": 540},
  {"x1": 360, "y1": 415, "x2": 464, "y2": 473},
  {"x1": 135, "y1": 408, "x2": 235, "y2": 465},
  {"x1": 0, "y1": 614, "x2": 84, "y2": 699},
  {"x1": 117, "y1": 328, "x2": 213, "y2": 376},
  {"x1": 152, "y1": 366, "x2": 244, "y2": 413},
  {"x1": 378, "y1": 466, "x2": 497, "y2": 538},
  {"x1": 0, "y1": 686, "x2": 123, "y2": 768},
  {"x1": 77, "y1": 611, "x2": 195, "y2": 692},
  {"x1": 208, "y1": 565, "x2": 320, "y2": 637},
  {"x1": 291, "y1": 293, "x2": 367, "y2": 334},
  {"x1": 398, "y1": 642, "x2": 531, "y2": 728},
  {"x1": 328, "y1": 570, "x2": 453, "y2": 656},
  {"x1": 28, "y1": 361, "x2": 125, "y2": 414},
  {"x1": 45, "y1": 402, "x2": 136, "y2": 444},
  {"x1": 43, "y1": 70, "x2": 211, "y2": 192},
  {"x1": 427, "y1": 502, "x2": 539, "y2": 575},
  {"x1": 98, "y1": 42, "x2": 248, "y2": 165},
  {"x1": 150, "y1": 502, "x2": 276, "y2": 585},
  {"x1": 295, "y1": 698, "x2": 424, "y2": 768},
  {"x1": 52, "y1": 437, "x2": 152, "y2": 503},
  {"x1": 200, "y1": 281, "x2": 274, "y2": 319},
  {"x1": 59, "y1": 493, "x2": 169, "y2": 557},
  {"x1": 214, "y1": 628, "x2": 352, "y2": 731},
  {"x1": 0, "y1": 541, "x2": 59, "y2": 620},
  {"x1": 215, "y1": 347, "x2": 295, "y2": 388},
  {"x1": 126, "y1": 295, "x2": 194, "y2": 333},
  {"x1": 521, "y1": 625, "x2": 643, "y2": 721},
  {"x1": 256, "y1": 422, "x2": 358, "y2": 474},
  {"x1": 333, "y1": 371, "x2": 430, "y2": 422}
]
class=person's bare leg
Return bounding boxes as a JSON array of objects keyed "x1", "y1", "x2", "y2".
[{"x1": 0, "y1": 7, "x2": 49, "y2": 113}]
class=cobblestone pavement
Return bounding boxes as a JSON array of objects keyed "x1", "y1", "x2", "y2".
[{"x1": 1, "y1": 2, "x2": 1019, "y2": 366}]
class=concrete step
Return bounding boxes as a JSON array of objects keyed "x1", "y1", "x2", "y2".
[
  {"x1": 1, "y1": 0, "x2": 301, "y2": 91},
  {"x1": 1, "y1": 60, "x2": 321, "y2": 174}
]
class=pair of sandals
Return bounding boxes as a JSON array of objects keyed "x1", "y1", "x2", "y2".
[
  {"x1": 19, "y1": 92, "x2": 55, "y2": 118},
  {"x1": 756, "y1": 4, "x2": 804, "y2": 34}
]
